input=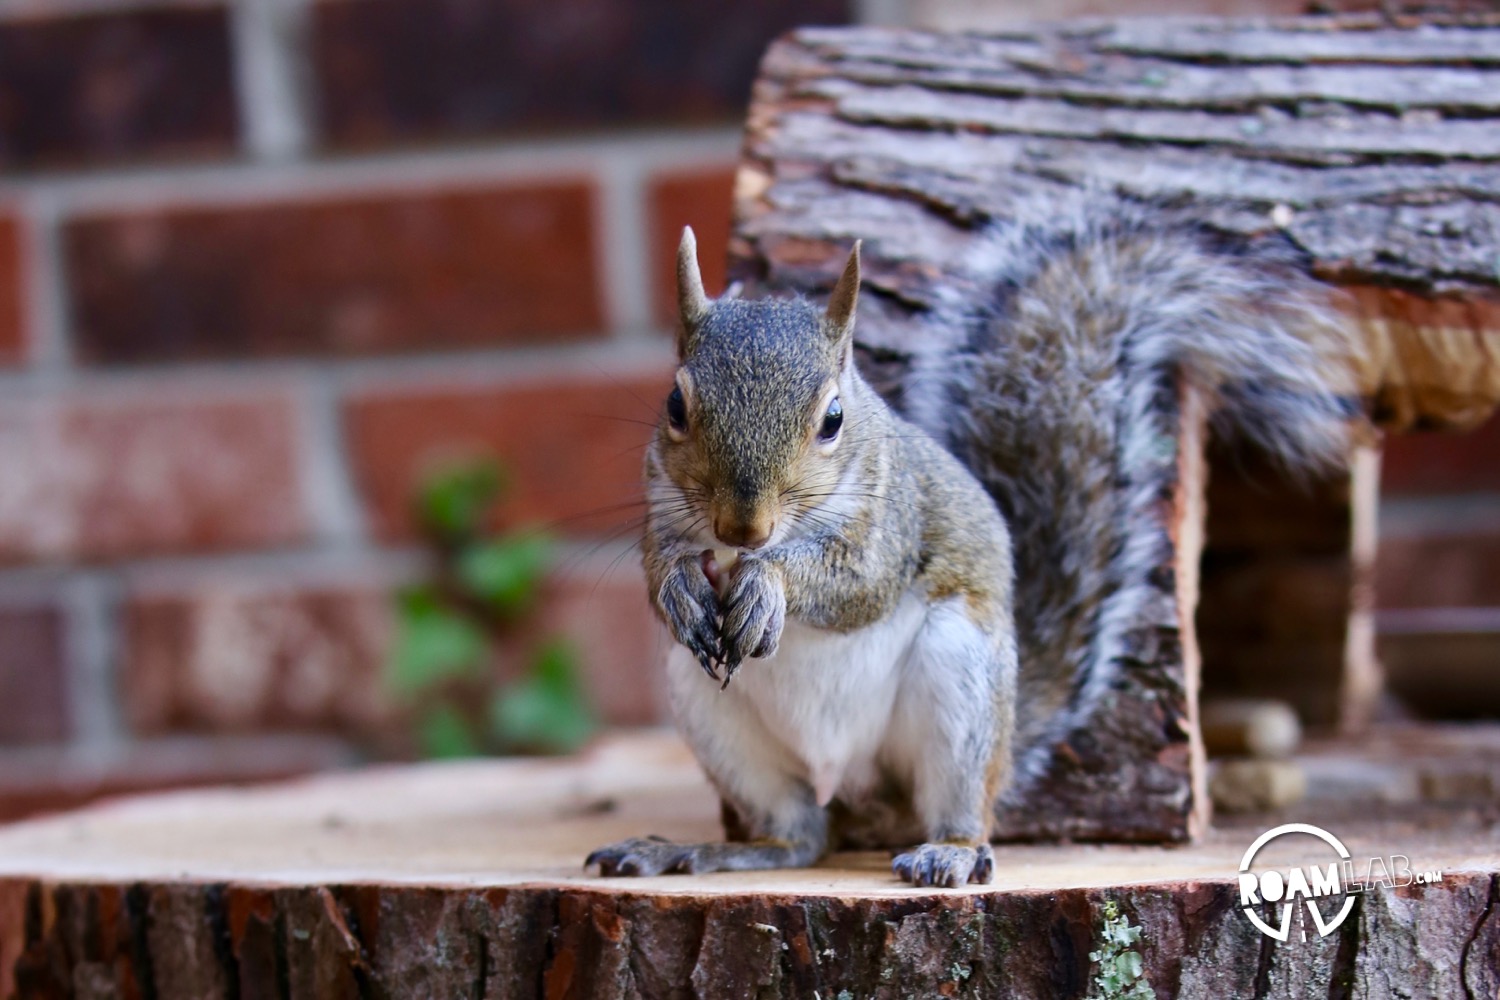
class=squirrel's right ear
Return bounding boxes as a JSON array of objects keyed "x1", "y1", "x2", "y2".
[
  {"x1": 676, "y1": 226, "x2": 710, "y2": 358},
  {"x1": 824, "y1": 240, "x2": 861, "y2": 356}
]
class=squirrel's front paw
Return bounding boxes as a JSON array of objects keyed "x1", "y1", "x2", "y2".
[
  {"x1": 658, "y1": 555, "x2": 723, "y2": 680},
  {"x1": 720, "y1": 557, "x2": 786, "y2": 681}
]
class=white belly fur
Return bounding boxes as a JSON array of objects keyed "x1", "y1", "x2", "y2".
[{"x1": 723, "y1": 590, "x2": 928, "y2": 806}]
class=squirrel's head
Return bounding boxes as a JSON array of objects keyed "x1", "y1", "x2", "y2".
[{"x1": 655, "y1": 226, "x2": 864, "y2": 551}]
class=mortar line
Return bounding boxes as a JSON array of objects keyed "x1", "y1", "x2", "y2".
[
  {"x1": 596, "y1": 150, "x2": 654, "y2": 339},
  {"x1": 0, "y1": 547, "x2": 428, "y2": 596},
  {"x1": 61, "y1": 570, "x2": 124, "y2": 748},
  {"x1": 229, "y1": 0, "x2": 317, "y2": 163},
  {"x1": 5, "y1": 128, "x2": 744, "y2": 212},
  {"x1": 19, "y1": 191, "x2": 73, "y2": 372},
  {"x1": 0, "y1": 336, "x2": 673, "y2": 397},
  {"x1": 855, "y1": 0, "x2": 911, "y2": 26},
  {"x1": 295, "y1": 366, "x2": 368, "y2": 550},
  {"x1": 0, "y1": 540, "x2": 638, "y2": 595}
]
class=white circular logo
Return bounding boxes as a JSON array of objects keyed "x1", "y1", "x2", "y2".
[{"x1": 1238, "y1": 823, "x2": 1357, "y2": 941}]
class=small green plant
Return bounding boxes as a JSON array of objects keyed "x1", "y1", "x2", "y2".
[
  {"x1": 1087, "y1": 899, "x2": 1155, "y2": 1000},
  {"x1": 386, "y1": 457, "x2": 595, "y2": 758}
]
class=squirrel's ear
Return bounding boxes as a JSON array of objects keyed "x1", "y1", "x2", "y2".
[
  {"x1": 824, "y1": 240, "x2": 861, "y2": 345},
  {"x1": 676, "y1": 226, "x2": 710, "y2": 358}
]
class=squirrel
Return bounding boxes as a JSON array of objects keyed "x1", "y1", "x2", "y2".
[{"x1": 587, "y1": 192, "x2": 1361, "y2": 888}]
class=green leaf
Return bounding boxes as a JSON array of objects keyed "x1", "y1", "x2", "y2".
[
  {"x1": 387, "y1": 586, "x2": 488, "y2": 696},
  {"x1": 455, "y1": 535, "x2": 552, "y2": 614},
  {"x1": 417, "y1": 459, "x2": 505, "y2": 538},
  {"x1": 1119, "y1": 952, "x2": 1143, "y2": 980},
  {"x1": 418, "y1": 704, "x2": 482, "y2": 759},
  {"x1": 490, "y1": 641, "x2": 595, "y2": 754}
]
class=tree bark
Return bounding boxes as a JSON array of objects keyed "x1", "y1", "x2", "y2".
[
  {"x1": 729, "y1": 16, "x2": 1500, "y2": 432},
  {"x1": 1, "y1": 731, "x2": 1496, "y2": 999}
]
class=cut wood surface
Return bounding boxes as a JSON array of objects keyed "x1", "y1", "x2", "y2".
[
  {"x1": 1, "y1": 730, "x2": 1497, "y2": 999},
  {"x1": 730, "y1": 16, "x2": 1500, "y2": 430}
]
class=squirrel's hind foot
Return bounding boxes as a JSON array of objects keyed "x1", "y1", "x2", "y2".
[
  {"x1": 892, "y1": 842, "x2": 995, "y2": 888},
  {"x1": 585, "y1": 836, "x2": 696, "y2": 876},
  {"x1": 586, "y1": 836, "x2": 815, "y2": 876}
]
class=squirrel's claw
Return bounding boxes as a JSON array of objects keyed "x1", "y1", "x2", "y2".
[
  {"x1": 720, "y1": 557, "x2": 786, "y2": 674},
  {"x1": 687, "y1": 613, "x2": 723, "y2": 681},
  {"x1": 695, "y1": 648, "x2": 721, "y2": 682}
]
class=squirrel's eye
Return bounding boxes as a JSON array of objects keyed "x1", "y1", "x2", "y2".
[
  {"x1": 818, "y1": 397, "x2": 843, "y2": 442},
  {"x1": 666, "y1": 385, "x2": 688, "y2": 432}
]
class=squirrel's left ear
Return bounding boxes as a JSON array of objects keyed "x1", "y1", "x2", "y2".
[
  {"x1": 676, "y1": 226, "x2": 710, "y2": 359},
  {"x1": 824, "y1": 240, "x2": 861, "y2": 359}
]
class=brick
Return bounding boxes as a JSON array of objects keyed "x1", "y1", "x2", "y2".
[
  {"x1": 312, "y1": 0, "x2": 851, "y2": 147},
  {"x1": 0, "y1": 604, "x2": 68, "y2": 744},
  {"x1": 0, "y1": 389, "x2": 306, "y2": 562},
  {"x1": 648, "y1": 166, "x2": 737, "y2": 325},
  {"x1": 0, "y1": 7, "x2": 236, "y2": 170},
  {"x1": 1380, "y1": 625, "x2": 1500, "y2": 721},
  {"x1": 0, "y1": 212, "x2": 23, "y2": 364},
  {"x1": 124, "y1": 580, "x2": 395, "y2": 737},
  {"x1": 65, "y1": 182, "x2": 603, "y2": 364},
  {"x1": 122, "y1": 559, "x2": 666, "y2": 739},
  {"x1": 344, "y1": 370, "x2": 670, "y2": 543},
  {"x1": 1382, "y1": 410, "x2": 1500, "y2": 495},
  {"x1": 522, "y1": 558, "x2": 667, "y2": 727},
  {"x1": 1378, "y1": 532, "x2": 1500, "y2": 608}
]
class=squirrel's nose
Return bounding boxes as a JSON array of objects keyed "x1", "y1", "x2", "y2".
[{"x1": 714, "y1": 518, "x2": 774, "y2": 551}]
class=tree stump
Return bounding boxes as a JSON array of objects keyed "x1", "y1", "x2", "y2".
[
  {"x1": 726, "y1": 13, "x2": 1500, "y2": 840},
  {"x1": 1, "y1": 731, "x2": 1496, "y2": 999},
  {"x1": 7, "y1": 16, "x2": 1500, "y2": 997}
]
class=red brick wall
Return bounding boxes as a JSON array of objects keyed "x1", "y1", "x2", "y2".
[
  {"x1": 2, "y1": 0, "x2": 1489, "y2": 801},
  {"x1": 0, "y1": 0, "x2": 851, "y2": 784}
]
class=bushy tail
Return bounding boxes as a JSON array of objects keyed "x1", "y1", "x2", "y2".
[{"x1": 903, "y1": 193, "x2": 1364, "y2": 790}]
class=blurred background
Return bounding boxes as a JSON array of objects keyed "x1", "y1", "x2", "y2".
[{"x1": 0, "y1": 0, "x2": 1494, "y2": 820}]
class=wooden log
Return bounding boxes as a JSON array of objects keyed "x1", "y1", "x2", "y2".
[
  {"x1": 0, "y1": 731, "x2": 1496, "y2": 1000},
  {"x1": 726, "y1": 15, "x2": 1500, "y2": 838},
  {"x1": 731, "y1": 17, "x2": 1500, "y2": 432}
]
